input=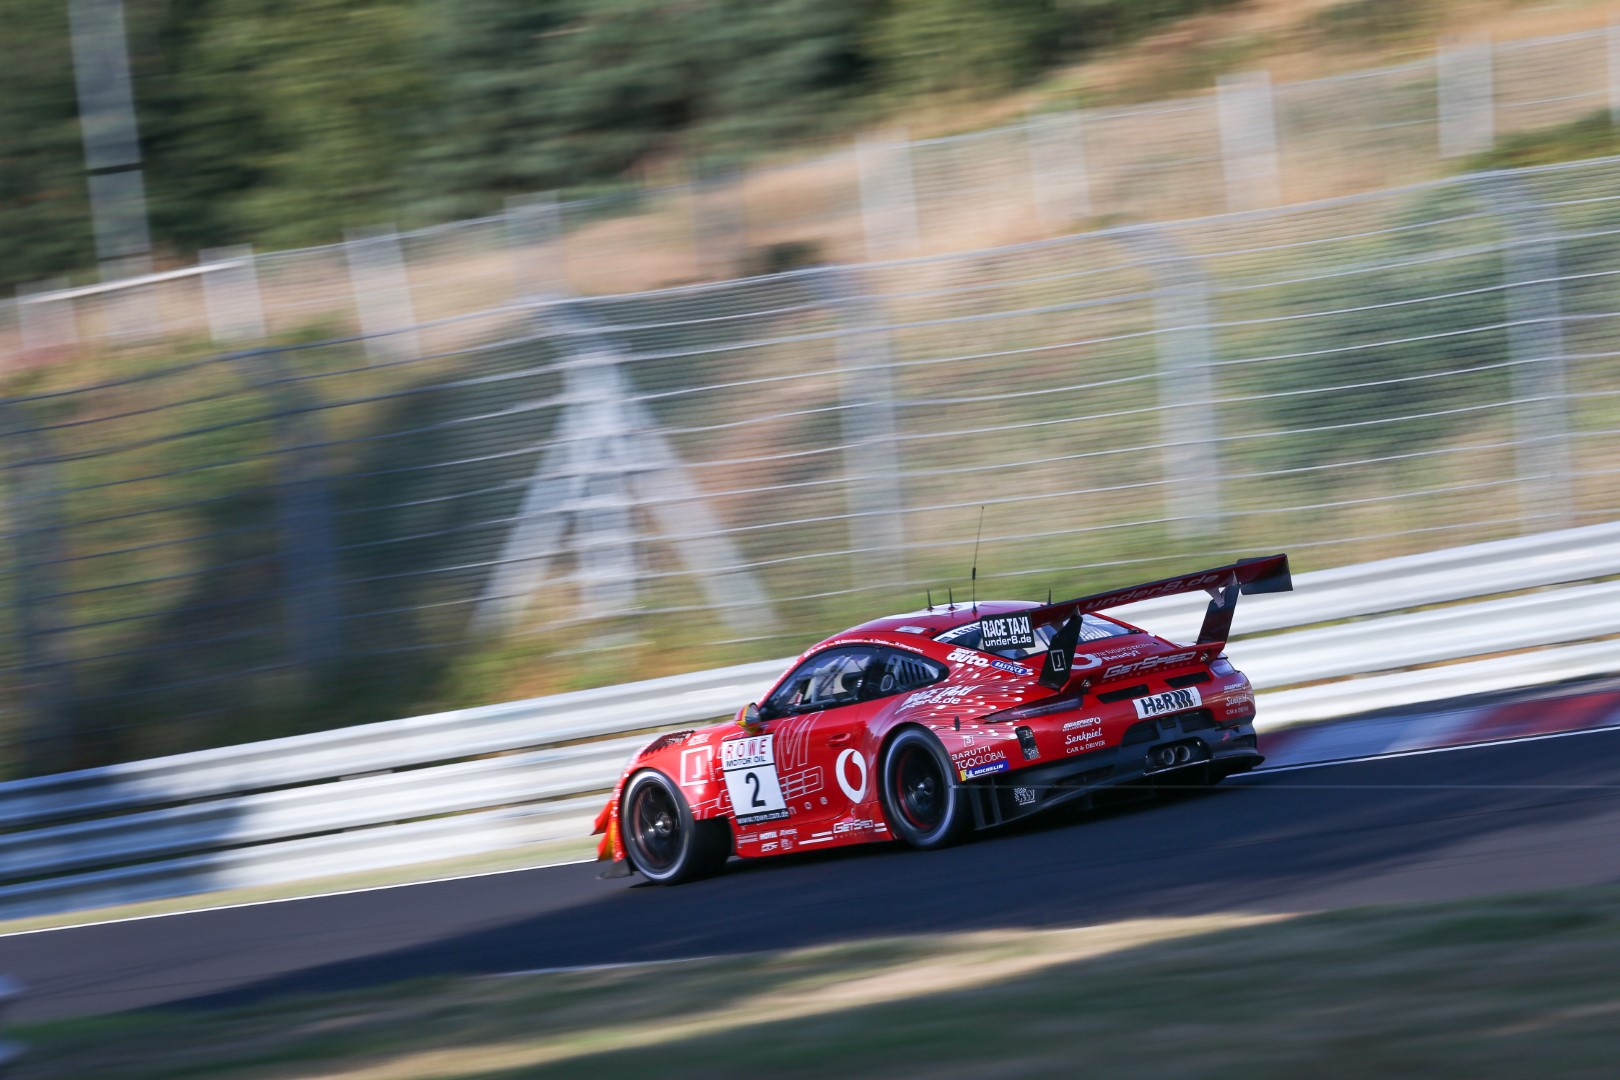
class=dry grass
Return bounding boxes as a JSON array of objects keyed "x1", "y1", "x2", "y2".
[{"x1": 16, "y1": 886, "x2": 1620, "y2": 1079}]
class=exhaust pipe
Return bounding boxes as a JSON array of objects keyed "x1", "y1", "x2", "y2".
[
  {"x1": 1174, "y1": 745, "x2": 1192, "y2": 764},
  {"x1": 1154, "y1": 747, "x2": 1177, "y2": 768}
]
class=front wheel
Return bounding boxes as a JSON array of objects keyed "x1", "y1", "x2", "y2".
[
  {"x1": 880, "y1": 728, "x2": 971, "y2": 850},
  {"x1": 622, "y1": 770, "x2": 731, "y2": 884}
]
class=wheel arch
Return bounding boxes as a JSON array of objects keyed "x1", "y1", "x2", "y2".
[
  {"x1": 618, "y1": 766, "x2": 733, "y2": 883},
  {"x1": 872, "y1": 720, "x2": 936, "y2": 819},
  {"x1": 626, "y1": 739, "x2": 732, "y2": 822}
]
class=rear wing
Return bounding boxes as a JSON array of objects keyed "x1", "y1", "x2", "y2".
[{"x1": 1032, "y1": 554, "x2": 1292, "y2": 689}]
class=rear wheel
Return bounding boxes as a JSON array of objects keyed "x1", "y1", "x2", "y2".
[
  {"x1": 880, "y1": 728, "x2": 971, "y2": 850},
  {"x1": 622, "y1": 770, "x2": 731, "y2": 884}
]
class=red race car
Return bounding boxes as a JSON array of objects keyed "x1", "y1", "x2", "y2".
[{"x1": 593, "y1": 555, "x2": 1292, "y2": 883}]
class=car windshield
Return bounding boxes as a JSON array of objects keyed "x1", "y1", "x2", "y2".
[{"x1": 936, "y1": 613, "x2": 1134, "y2": 659}]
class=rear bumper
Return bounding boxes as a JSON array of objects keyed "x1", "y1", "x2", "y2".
[{"x1": 966, "y1": 711, "x2": 1262, "y2": 829}]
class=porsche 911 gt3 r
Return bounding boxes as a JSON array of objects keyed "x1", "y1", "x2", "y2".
[{"x1": 592, "y1": 555, "x2": 1292, "y2": 883}]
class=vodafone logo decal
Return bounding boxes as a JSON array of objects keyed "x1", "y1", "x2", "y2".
[{"x1": 836, "y1": 748, "x2": 868, "y2": 802}]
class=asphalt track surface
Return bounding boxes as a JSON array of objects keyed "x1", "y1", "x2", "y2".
[{"x1": 5, "y1": 725, "x2": 1620, "y2": 1023}]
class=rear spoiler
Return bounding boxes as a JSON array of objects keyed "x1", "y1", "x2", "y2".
[{"x1": 1034, "y1": 554, "x2": 1292, "y2": 689}]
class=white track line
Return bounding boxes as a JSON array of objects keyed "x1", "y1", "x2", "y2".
[
  {"x1": 0, "y1": 858, "x2": 600, "y2": 939},
  {"x1": 1239, "y1": 722, "x2": 1620, "y2": 776}
]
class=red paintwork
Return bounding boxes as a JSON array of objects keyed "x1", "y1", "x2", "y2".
[{"x1": 593, "y1": 587, "x2": 1260, "y2": 867}]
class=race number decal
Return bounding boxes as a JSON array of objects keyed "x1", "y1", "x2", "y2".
[{"x1": 722, "y1": 734, "x2": 790, "y2": 824}]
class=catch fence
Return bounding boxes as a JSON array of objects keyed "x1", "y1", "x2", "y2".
[{"x1": 3, "y1": 154, "x2": 1620, "y2": 774}]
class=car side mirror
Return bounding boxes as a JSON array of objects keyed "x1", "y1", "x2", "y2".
[{"x1": 735, "y1": 702, "x2": 762, "y2": 733}]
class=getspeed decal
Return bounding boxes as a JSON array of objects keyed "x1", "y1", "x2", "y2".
[{"x1": 1102, "y1": 650, "x2": 1202, "y2": 681}]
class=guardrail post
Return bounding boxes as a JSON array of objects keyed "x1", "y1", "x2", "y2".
[
  {"x1": 0, "y1": 402, "x2": 75, "y2": 775},
  {"x1": 1217, "y1": 71, "x2": 1282, "y2": 212},
  {"x1": 1027, "y1": 110, "x2": 1091, "y2": 229},
  {"x1": 199, "y1": 246, "x2": 267, "y2": 344},
  {"x1": 1439, "y1": 37, "x2": 1494, "y2": 158},
  {"x1": 857, "y1": 131, "x2": 919, "y2": 259},
  {"x1": 813, "y1": 267, "x2": 907, "y2": 587},
  {"x1": 1476, "y1": 173, "x2": 1574, "y2": 531},
  {"x1": 344, "y1": 226, "x2": 420, "y2": 362},
  {"x1": 1121, "y1": 227, "x2": 1222, "y2": 540}
]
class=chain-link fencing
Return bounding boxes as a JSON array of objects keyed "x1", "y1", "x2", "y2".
[{"x1": 3, "y1": 153, "x2": 1619, "y2": 775}]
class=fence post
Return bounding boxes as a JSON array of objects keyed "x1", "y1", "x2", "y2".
[
  {"x1": 1217, "y1": 71, "x2": 1282, "y2": 212},
  {"x1": 1475, "y1": 173, "x2": 1574, "y2": 531},
  {"x1": 1608, "y1": 17, "x2": 1620, "y2": 127},
  {"x1": 70, "y1": 0, "x2": 155, "y2": 339},
  {"x1": 1027, "y1": 110, "x2": 1092, "y2": 229},
  {"x1": 812, "y1": 267, "x2": 907, "y2": 587},
  {"x1": 1438, "y1": 37, "x2": 1494, "y2": 158},
  {"x1": 505, "y1": 192, "x2": 565, "y2": 300},
  {"x1": 857, "y1": 131, "x2": 919, "y2": 259},
  {"x1": 1120, "y1": 227, "x2": 1222, "y2": 539},
  {"x1": 199, "y1": 246, "x2": 266, "y2": 344},
  {"x1": 232, "y1": 349, "x2": 343, "y2": 671},
  {"x1": 0, "y1": 401, "x2": 74, "y2": 775},
  {"x1": 344, "y1": 226, "x2": 420, "y2": 361}
]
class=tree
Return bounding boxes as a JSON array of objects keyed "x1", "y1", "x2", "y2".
[{"x1": 0, "y1": 0, "x2": 95, "y2": 286}]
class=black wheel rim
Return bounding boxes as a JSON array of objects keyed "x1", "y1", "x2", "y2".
[
  {"x1": 629, "y1": 780, "x2": 682, "y2": 872},
  {"x1": 893, "y1": 743, "x2": 947, "y2": 831}
]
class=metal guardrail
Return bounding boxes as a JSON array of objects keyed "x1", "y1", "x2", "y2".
[{"x1": 1, "y1": 523, "x2": 1617, "y2": 921}]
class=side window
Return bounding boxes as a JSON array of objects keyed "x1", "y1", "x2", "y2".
[
  {"x1": 762, "y1": 647, "x2": 882, "y2": 719},
  {"x1": 760, "y1": 646, "x2": 945, "y2": 718},
  {"x1": 870, "y1": 648, "x2": 945, "y2": 698}
]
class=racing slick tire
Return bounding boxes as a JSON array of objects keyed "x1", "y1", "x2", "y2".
[
  {"x1": 880, "y1": 727, "x2": 971, "y2": 850},
  {"x1": 622, "y1": 769, "x2": 732, "y2": 885}
]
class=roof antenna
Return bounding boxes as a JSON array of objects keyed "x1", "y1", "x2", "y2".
[
  {"x1": 926, "y1": 588, "x2": 934, "y2": 612},
  {"x1": 970, "y1": 506, "x2": 984, "y2": 615},
  {"x1": 1047, "y1": 587, "x2": 1052, "y2": 605},
  {"x1": 948, "y1": 587, "x2": 954, "y2": 610}
]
